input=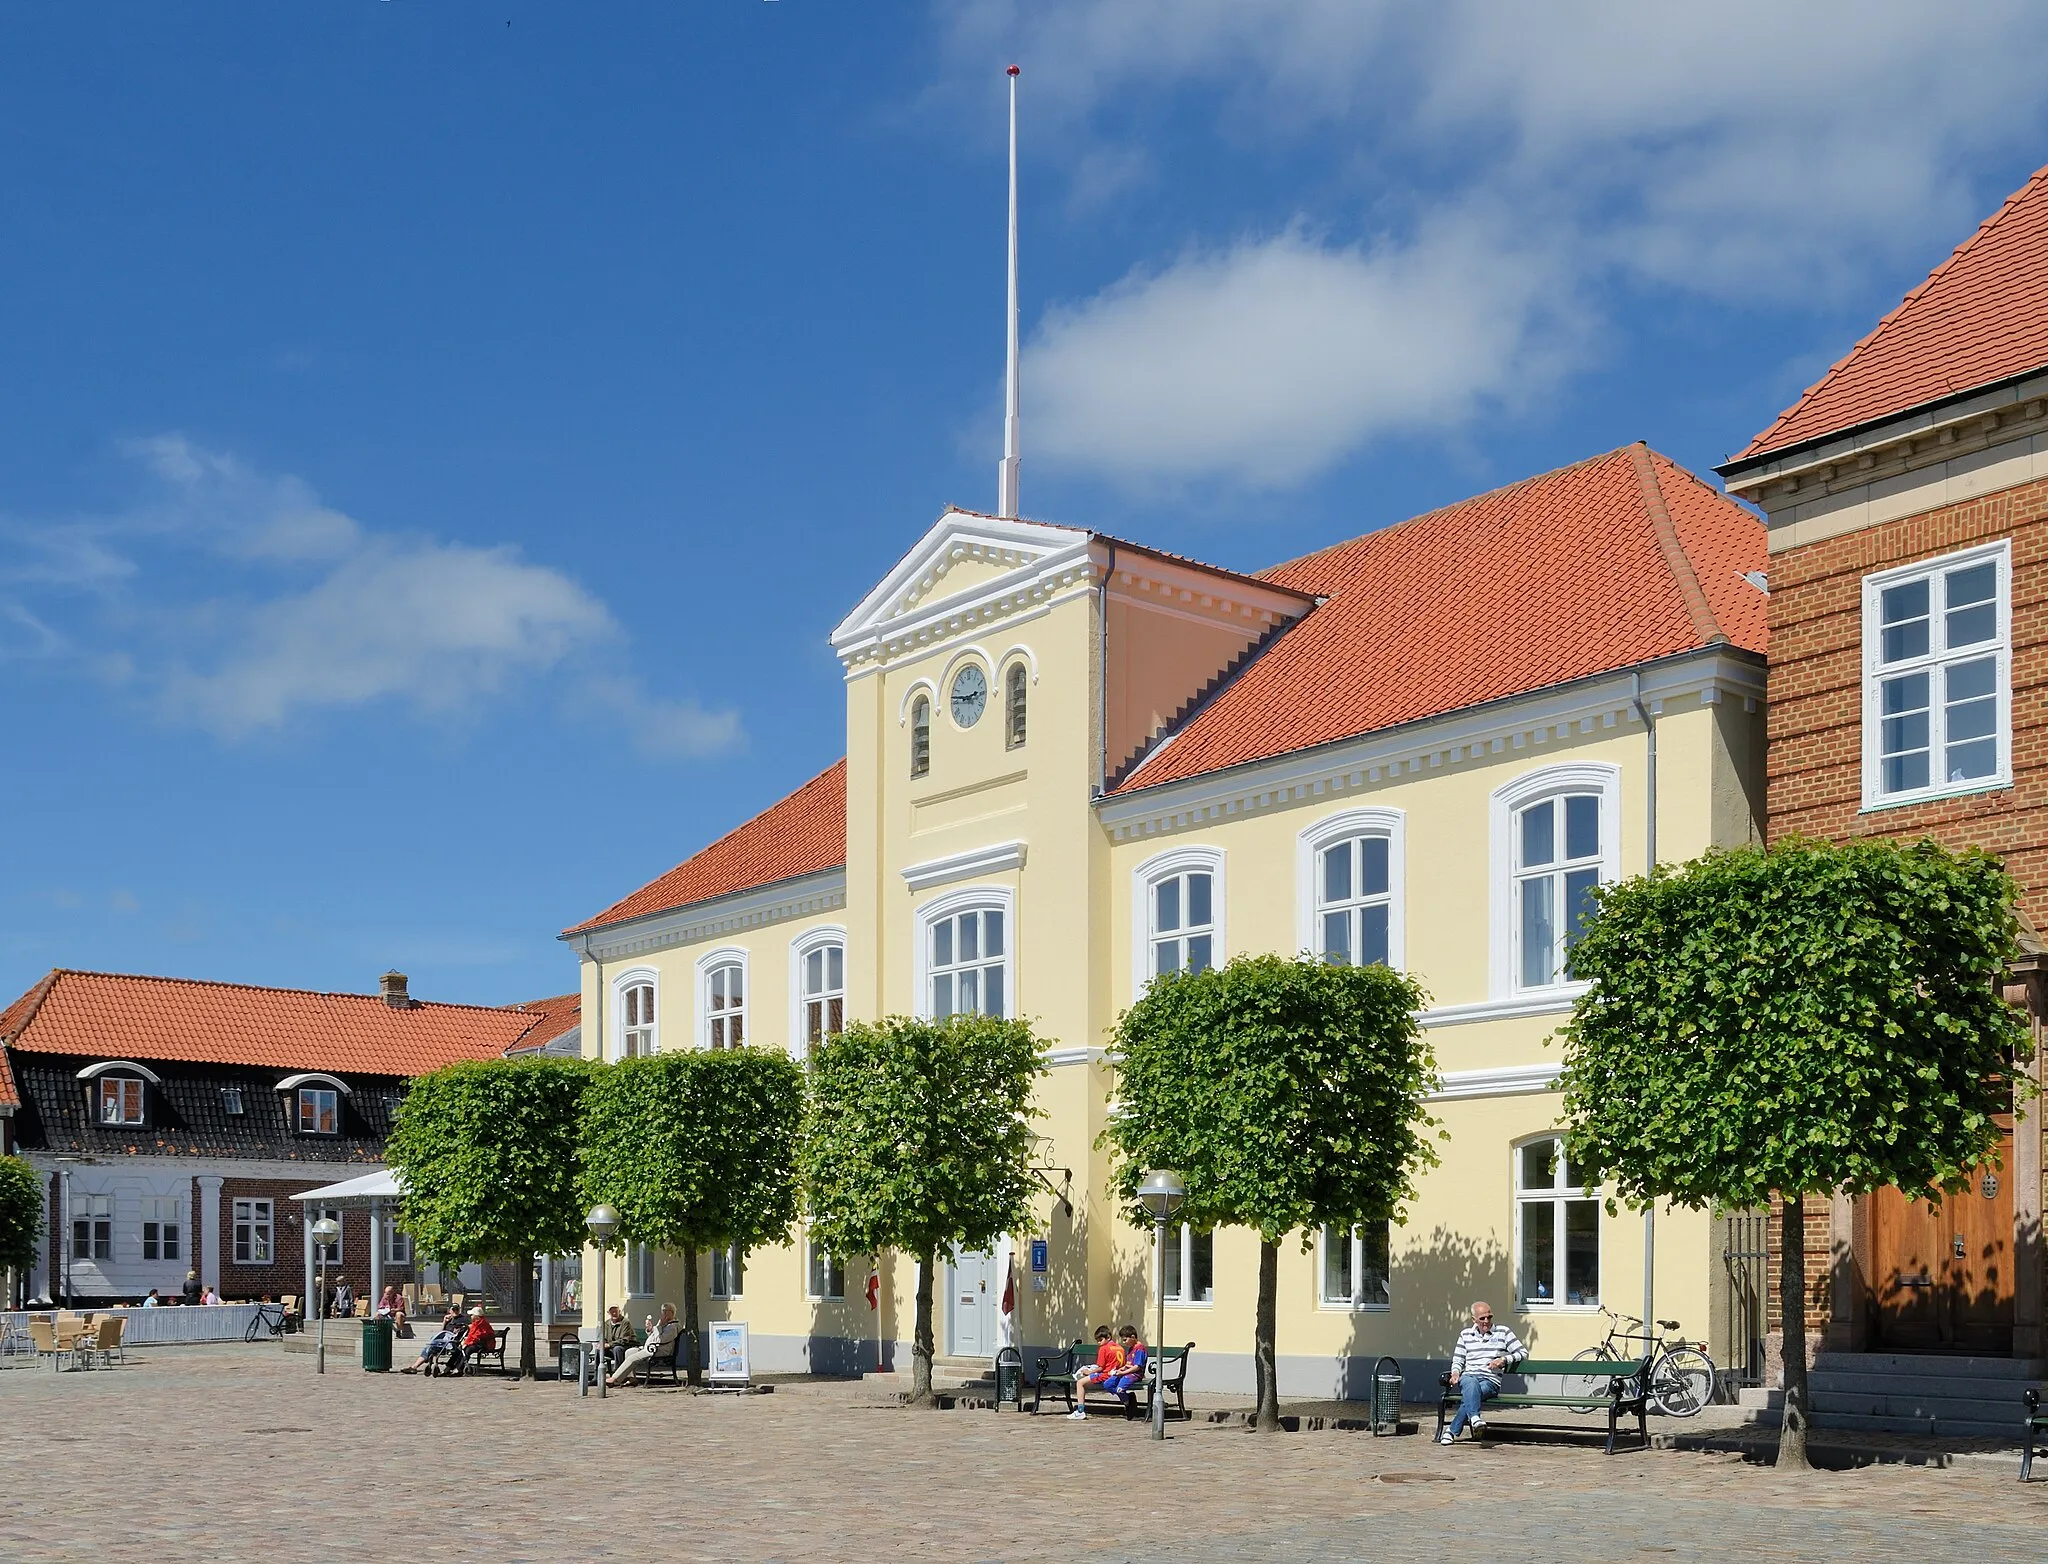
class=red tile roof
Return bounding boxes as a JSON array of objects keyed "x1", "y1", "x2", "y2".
[
  {"x1": 1739, "y1": 162, "x2": 2048, "y2": 460},
  {"x1": 0, "y1": 969, "x2": 545, "y2": 1076},
  {"x1": 563, "y1": 759, "x2": 847, "y2": 936},
  {"x1": 0, "y1": 1044, "x2": 17, "y2": 1111},
  {"x1": 502, "y1": 992, "x2": 580, "y2": 1054},
  {"x1": 1113, "y1": 445, "x2": 1766, "y2": 794}
]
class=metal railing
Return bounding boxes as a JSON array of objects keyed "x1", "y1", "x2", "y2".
[
  {"x1": 2, "y1": 1303, "x2": 269, "y2": 1347},
  {"x1": 1721, "y1": 1210, "x2": 1769, "y2": 1388}
]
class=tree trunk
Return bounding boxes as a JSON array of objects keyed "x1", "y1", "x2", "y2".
[
  {"x1": 1252, "y1": 1237, "x2": 1281, "y2": 1432},
  {"x1": 1776, "y1": 1192, "x2": 1813, "y2": 1471},
  {"x1": 909, "y1": 1246, "x2": 937, "y2": 1405},
  {"x1": 683, "y1": 1245, "x2": 703, "y2": 1387},
  {"x1": 515, "y1": 1254, "x2": 537, "y2": 1381}
]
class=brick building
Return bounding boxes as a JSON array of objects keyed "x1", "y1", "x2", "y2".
[
  {"x1": 0, "y1": 967, "x2": 575, "y2": 1309},
  {"x1": 1719, "y1": 161, "x2": 2048, "y2": 1378}
]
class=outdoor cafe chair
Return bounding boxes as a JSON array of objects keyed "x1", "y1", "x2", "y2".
[{"x1": 93, "y1": 1316, "x2": 126, "y2": 1367}]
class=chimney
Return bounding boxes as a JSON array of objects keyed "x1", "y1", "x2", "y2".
[{"x1": 380, "y1": 970, "x2": 412, "y2": 1009}]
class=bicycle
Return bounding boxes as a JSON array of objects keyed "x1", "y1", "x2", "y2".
[
  {"x1": 1563, "y1": 1308, "x2": 1717, "y2": 1417},
  {"x1": 244, "y1": 1302, "x2": 286, "y2": 1342}
]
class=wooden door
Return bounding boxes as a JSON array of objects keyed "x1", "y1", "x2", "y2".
[{"x1": 1871, "y1": 1116, "x2": 2014, "y2": 1353}]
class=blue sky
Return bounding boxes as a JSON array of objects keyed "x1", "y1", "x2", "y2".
[{"x1": 4, "y1": 1, "x2": 2047, "y2": 1008}]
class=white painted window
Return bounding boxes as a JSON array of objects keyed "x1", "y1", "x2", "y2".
[
  {"x1": 801, "y1": 943, "x2": 844, "y2": 1054},
  {"x1": 1132, "y1": 847, "x2": 1225, "y2": 996},
  {"x1": 142, "y1": 1197, "x2": 181, "y2": 1261},
  {"x1": 1005, "y1": 661, "x2": 1028, "y2": 750},
  {"x1": 71, "y1": 1194, "x2": 112, "y2": 1261},
  {"x1": 910, "y1": 694, "x2": 931, "y2": 779},
  {"x1": 622, "y1": 980, "x2": 657, "y2": 1057},
  {"x1": 1161, "y1": 1225, "x2": 1214, "y2": 1306},
  {"x1": 704, "y1": 959, "x2": 746, "y2": 1048},
  {"x1": 1516, "y1": 1136, "x2": 1600, "y2": 1309},
  {"x1": 626, "y1": 1242, "x2": 656, "y2": 1296},
  {"x1": 1299, "y1": 809, "x2": 1404, "y2": 971},
  {"x1": 1318, "y1": 1223, "x2": 1390, "y2": 1310},
  {"x1": 710, "y1": 1244, "x2": 745, "y2": 1299},
  {"x1": 98, "y1": 1077, "x2": 145, "y2": 1126},
  {"x1": 806, "y1": 1239, "x2": 845, "y2": 1301},
  {"x1": 311, "y1": 1206, "x2": 342, "y2": 1266},
  {"x1": 383, "y1": 1223, "x2": 413, "y2": 1266},
  {"x1": 1489, "y1": 765, "x2": 1621, "y2": 999},
  {"x1": 929, "y1": 904, "x2": 1007, "y2": 1018},
  {"x1": 298, "y1": 1088, "x2": 339, "y2": 1136},
  {"x1": 233, "y1": 1198, "x2": 273, "y2": 1265},
  {"x1": 1862, "y1": 540, "x2": 2011, "y2": 807}
]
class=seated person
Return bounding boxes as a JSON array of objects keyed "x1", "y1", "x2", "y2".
[
  {"x1": 1440, "y1": 1300, "x2": 1527, "y2": 1443},
  {"x1": 1101, "y1": 1325, "x2": 1149, "y2": 1403},
  {"x1": 1067, "y1": 1325, "x2": 1122, "y2": 1420},
  {"x1": 601, "y1": 1304, "x2": 639, "y2": 1371},
  {"x1": 141, "y1": 1289, "x2": 162, "y2": 1308},
  {"x1": 608, "y1": 1303, "x2": 681, "y2": 1385},
  {"x1": 401, "y1": 1307, "x2": 466, "y2": 1374},
  {"x1": 449, "y1": 1306, "x2": 497, "y2": 1371}
]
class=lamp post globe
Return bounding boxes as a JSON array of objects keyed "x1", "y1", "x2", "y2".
[
  {"x1": 1135, "y1": 1172, "x2": 1186, "y2": 1439},
  {"x1": 309, "y1": 1217, "x2": 341, "y2": 1376},
  {"x1": 586, "y1": 1205, "x2": 619, "y2": 1397}
]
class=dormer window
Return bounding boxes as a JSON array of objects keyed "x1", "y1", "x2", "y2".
[
  {"x1": 77, "y1": 1061, "x2": 161, "y2": 1127},
  {"x1": 222, "y1": 1087, "x2": 245, "y2": 1116},
  {"x1": 299, "y1": 1088, "x2": 339, "y2": 1135},
  {"x1": 98, "y1": 1076, "x2": 145, "y2": 1126}
]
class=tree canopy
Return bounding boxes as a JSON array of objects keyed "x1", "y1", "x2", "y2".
[
  {"x1": 1108, "y1": 953, "x2": 1438, "y2": 1429},
  {"x1": 385, "y1": 1056, "x2": 595, "y2": 1377},
  {"x1": 0, "y1": 1154, "x2": 43, "y2": 1278},
  {"x1": 1557, "y1": 837, "x2": 2029, "y2": 1467},
  {"x1": 802, "y1": 1013, "x2": 1043, "y2": 1401}
]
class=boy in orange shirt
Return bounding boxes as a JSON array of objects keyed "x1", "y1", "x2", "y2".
[{"x1": 1068, "y1": 1325, "x2": 1122, "y2": 1419}]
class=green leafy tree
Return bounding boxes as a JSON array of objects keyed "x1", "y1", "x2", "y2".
[
  {"x1": 386, "y1": 1057, "x2": 594, "y2": 1379},
  {"x1": 1108, "y1": 953, "x2": 1439, "y2": 1432},
  {"x1": 0, "y1": 1155, "x2": 44, "y2": 1303},
  {"x1": 802, "y1": 1014, "x2": 1043, "y2": 1404},
  {"x1": 1557, "y1": 838, "x2": 2028, "y2": 1470},
  {"x1": 579, "y1": 1048, "x2": 804, "y2": 1383}
]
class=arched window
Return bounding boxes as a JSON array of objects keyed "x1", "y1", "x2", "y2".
[
  {"x1": 928, "y1": 902, "x2": 1007, "y2": 1018},
  {"x1": 1133, "y1": 847, "x2": 1224, "y2": 994},
  {"x1": 1489, "y1": 764, "x2": 1620, "y2": 999},
  {"x1": 622, "y1": 980, "x2": 656, "y2": 1057},
  {"x1": 1297, "y1": 809, "x2": 1404, "y2": 972},
  {"x1": 910, "y1": 695, "x2": 931, "y2": 779},
  {"x1": 704, "y1": 959, "x2": 746, "y2": 1048},
  {"x1": 801, "y1": 941, "x2": 844, "y2": 1054},
  {"x1": 1005, "y1": 662, "x2": 1028, "y2": 750}
]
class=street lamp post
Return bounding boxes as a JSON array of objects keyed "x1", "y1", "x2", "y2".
[
  {"x1": 585, "y1": 1204, "x2": 619, "y2": 1399},
  {"x1": 1136, "y1": 1170, "x2": 1187, "y2": 1442},
  {"x1": 309, "y1": 1217, "x2": 341, "y2": 1375}
]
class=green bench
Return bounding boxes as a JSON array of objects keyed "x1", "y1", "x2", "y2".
[
  {"x1": 1436, "y1": 1357, "x2": 1650, "y2": 1454},
  {"x1": 2023, "y1": 1388, "x2": 2048, "y2": 1481},
  {"x1": 1028, "y1": 1341, "x2": 1195, "y2": 1419}
]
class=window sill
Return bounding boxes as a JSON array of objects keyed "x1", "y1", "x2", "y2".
[
  {"x1": 1317, "y1": 1302, "x2": 1392, "y2": 1314},
  {"x1": 1517, "y1": 1303, "x2": 1604, "y2": 1313},
  {"x1": 1164, "y1": 1300, "x2": 1214, "y2": 1310},
  {"x1": 1859, "y1": 777, "x2": 2012, "y2": 814}
]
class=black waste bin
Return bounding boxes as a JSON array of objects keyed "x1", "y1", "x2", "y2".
[
  {"x1": 1371, "y1": 1355, "x2": 1403, "y2": 1435},
  {"x1": 362, "y1": 1318, "x2": 393, "y2": 1373},
  {"x1": 994, "y1": 1346, "x2": 1024, "y2": 1409}
]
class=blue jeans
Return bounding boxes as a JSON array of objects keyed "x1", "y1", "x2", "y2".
[{"x1": 1448, "y1": 1374, "x2": 1497, "y2": 1436}]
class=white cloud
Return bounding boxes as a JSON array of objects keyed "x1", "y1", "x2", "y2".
[{"x1": 941, "y1": 0, "x2": 2048, "y2": 487}]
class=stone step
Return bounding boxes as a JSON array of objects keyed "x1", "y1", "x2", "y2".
[
  {"x1": 1752, "y1": 1406, "x2": 2024, "y2": 1440},
  {"x1": 1811, "y1": 1352, "x2": 2039, "y2": 1380},
  {"x1": 1809, "y1": 1372, "x2": 2038, "y2": 1404}
]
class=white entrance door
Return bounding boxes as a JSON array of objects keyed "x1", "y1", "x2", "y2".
[{"x1": 947, "y1": 1249, "x2": 996, "y2": 1358}]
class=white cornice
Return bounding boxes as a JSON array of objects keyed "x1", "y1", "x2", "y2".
[
  {"x1": 1420, "y1": 988, "x2": 1585, "y2": 1029},
  {"x1": 1427, "y1": 1062, "x2": 1564, "y2": 1102},
  {"x1": 1098, "y1": 649, "x2": 1764, "y2": 842},
  {"x1": 566, "y1": 869, "x2": 848, "y2": 964},
  {"x1": 900, "y1": 840, "x2": 1028, "y2": 893},
  {"x1": 1043, "y1": 1045, "x2": 1107, "y2": 1067}
]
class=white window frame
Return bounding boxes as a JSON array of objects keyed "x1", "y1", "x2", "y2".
[
  {"x1": 71, "y1": 1193, "x2": 112, "y2": 1261},
  {"x1": 1316, "y1": 1222, "x2": 1391, "y2": 1311},
  {"x1": 788, "y1": 925, "x2": 849, "y2": 1061},
  {"x1": 1514, "y1": 1134, "x2": 1602, "y2": 1311},
  {"x1": 311, "y1": 1206, "x2": 343, "y2": 1266},
  {"x1": 1860, "y1": 539, "x2": 2013, "y2": 811},
  {"x1": 382, "y1": 1223, "x2": 413, "y2": 1267},
  {"x1": 1296, "y1": 808, "x2": 1405, "y2": 971},
  {"x1": 710, "y1": 1243, "x2": 745, "y2": 1299},
  {"x1": 97, "y1": 1076, "x2": 146, "y2": 1126},
  {"x1": 913, "y1": 885, "x2": 1016, "y2": 1021},
  {"x1": 1131, "y1": 846, "x2": 1226, "y2": 998},
  {"x1": 610, "y1": 967, "x2": 660, "y2": 1061},
  {"x1": 696, "y1": 948, "x2": 749, "y2": 1049},
  {"x1": 233, "y1": 1198, "x2": 274, "y2": 1266},
  {"x1": 626, "y1": 1242, "x2": 656, "y2": 1297},
  {"x1": 1488, "y1": 763, "x2": 1622, "y2": 1000},
  {"x1": 298, "y1": 1087, "x2": 340, "y2": 1136},
  {"x1": 142, "y1": 1196, "x2": 182, "y2": 1262},
  {"x1": 1160, "y1": 1224, "x2": 1214, "y2": 1308},
  {"x1": 805, "y1": 1236, "x2": 845, "y2": 1301}
]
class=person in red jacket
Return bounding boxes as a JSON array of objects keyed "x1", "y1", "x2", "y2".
[{"x1": 1068, "y1": 1325, "x2": 1123, "y2": 1420}]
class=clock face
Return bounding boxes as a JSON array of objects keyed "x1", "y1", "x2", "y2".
[{"x1": 950, "y1": 665, "x2": 988, "y2": 727}]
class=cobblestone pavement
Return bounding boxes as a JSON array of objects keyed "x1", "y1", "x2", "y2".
[{"x1": 4, "y1": 1345, "x2": 2046, "y2": 1563}]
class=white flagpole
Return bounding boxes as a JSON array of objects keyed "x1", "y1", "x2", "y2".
[{"x1": 996, "y1": 64, "x2": 1022, "y2": 519}]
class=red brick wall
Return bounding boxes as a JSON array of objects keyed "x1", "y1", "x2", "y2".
[
  {"x1": 1763, "y1": 1194, "x2": 1833, "y2": 1333},
  {"x1": 1767, "y1": 475, "x2": 2048, "y2": 918},
  {"x1": 214, "y1": 1176, "x2": 410, "y2": 1303}
]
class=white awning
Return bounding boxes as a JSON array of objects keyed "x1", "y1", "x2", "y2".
[{"x1": 289, "y1": 1167, "x2": 405, "y2": 1204}]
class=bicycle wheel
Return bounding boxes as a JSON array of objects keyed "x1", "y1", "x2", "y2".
[
  {"x1": 1651, "y1": 1347, "x2": 1716, "y2": 1417},
  {"x1": 1563, "y1": 1346, "x2": 1616, "y2": 1414}
]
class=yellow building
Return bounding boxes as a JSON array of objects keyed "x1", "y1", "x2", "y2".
[{"x1": 562, "y1": 442, "x2": 1771, "y2": 1395}]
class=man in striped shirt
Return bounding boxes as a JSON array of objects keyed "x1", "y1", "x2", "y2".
[{"x1": 1440, "y1": 1301, "x2": 1526, "y2": 1443}]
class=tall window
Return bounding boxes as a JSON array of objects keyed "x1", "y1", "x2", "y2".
[
  {"x1": 1161, "y1": 1226, "x2": 1214, "y2": 1306},
  {"x1": 98, "y1": 1077, "x2": 145, "y2": 1126},
  {"x1": 312, "y1": 1207, "x2": 342, "y2": 1265},
  {"x1": 710, "y1": 1244, "x2": 745, "y2": 1299},
  {"x1": 1317, "y1": 833, "x2": 1391, "y2": 968},
  {"x1": 1319, "y1": 1223, "x2": 1391, "y2": 1309},
  {"x1": 383, "y1": 1223, "x2": 413, "y2": 1266},
  {"x1": 801, "y1": 942, "x2": 845, "y2": 1054},
  {"x1": 627, "y1": 1242, "x2": 656, "y2": 1296},
  {"x1": 71, "y1": 1194, "x2": 112, "y2": 1261},
  {"x1": 233, "y1": 1199, "x2": 273, "y2": 1265},
  {"x1": 705, "y1": 961, "x2": 746, "y2": 1048},
  {"x1": 1517, "y1": 1137, "x2": 1599, "y2": 1308},
  {"x1": 929, "y1": 905, "x2": 1006, "y2": 1018},
  {"x1": 621, "y1": 980, "x2": 656, "y2": 1057},
  {"x1": 298, "y1": 1088, "x2": 339, "y2": 1136},
  {"x1": 910, "y1": 695, "x2": 931, "y2": 779},
  {"x1": 1149, "y1": 869, "x2": 1215, "y2": 978},
  {"x1": 142, "y1": 1197, "x2": 181, "y2": 1261},
  {"x1": 806, "y1": 1239, "x2": 845, "y2": 1300},
  {"x1": 1005, "y1": 662, "x2": 1028, "y2": 749},
  {"x1": 1515, "y1": 793, "x2": 1602, "y2": 989},
  {"x1": 1864, "y1": 542, "x2": 2010, "y2": 806}
]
